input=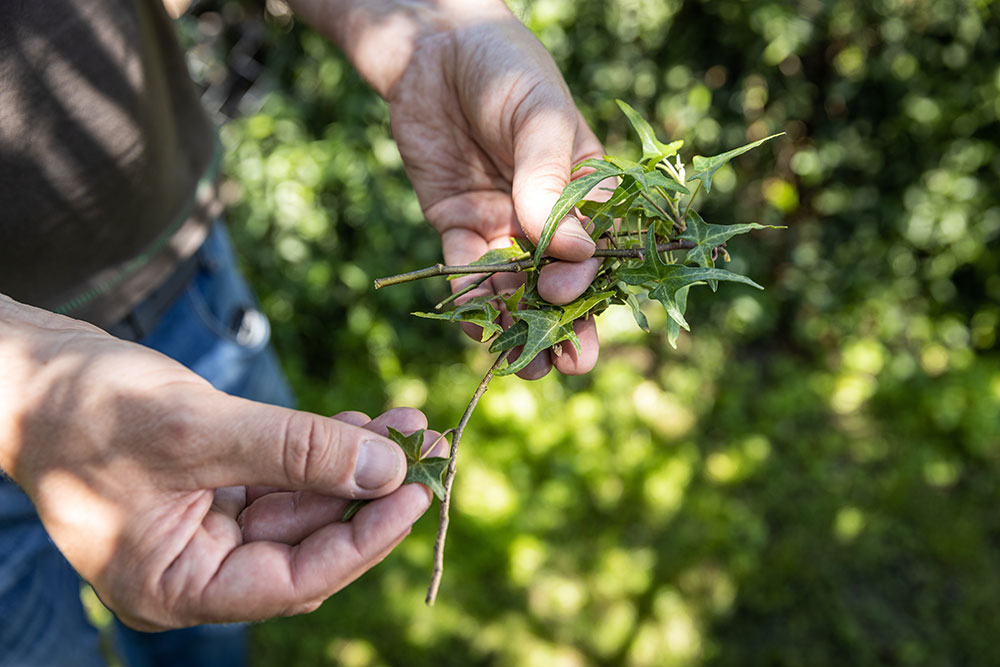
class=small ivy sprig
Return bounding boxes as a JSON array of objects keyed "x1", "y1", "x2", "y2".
[
  {"x1": 341, "y1": 427, "x2": 450, "y2": 522},
  {"x1": 362, "y1": 101, "x2": 784, "y2": 605}
]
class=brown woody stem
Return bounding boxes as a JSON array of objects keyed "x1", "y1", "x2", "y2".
[
  {"x1": 375, "y1": 242, "x2": 696, "y2": 289},
  {"x1": 425, "y1": 349, "x2": 512, "y2": 605}
]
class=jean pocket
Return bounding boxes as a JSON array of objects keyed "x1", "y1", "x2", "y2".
[{"x1": 185, "y1": 273, "x2": 272, "y2": 355}]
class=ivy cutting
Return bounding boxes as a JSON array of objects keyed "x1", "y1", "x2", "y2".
[{"x1": 353, "y1": 100, "x2": 784, "y2": 605}]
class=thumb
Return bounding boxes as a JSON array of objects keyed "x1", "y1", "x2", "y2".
[
  {"x1": 195, "y1": 396, "x2": 407, "y2": 498},
  {"x1": 511, "y1": 107, "x2": 596, "y2": 262}
]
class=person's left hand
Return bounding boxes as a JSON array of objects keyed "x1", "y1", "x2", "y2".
[{"x1": 387, "y1": 16, "x2": 605, "y2": 380}]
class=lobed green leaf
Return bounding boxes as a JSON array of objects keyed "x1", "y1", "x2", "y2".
[
  {"x1": 689, "y1": 133, "x2": 784, "y2": 193},
  {"x1": 496, "y1": 310, "x2": 581, "y2": 376},
  {"x1": 559, "y1": 291, "x2": 615, "y2": 325},
  {"x1": 413, "y1": 296, "x2": 502, "y2": 342},
  {"x1": 680, "y1": 209, "x2": 783, "y2": 289},
  {"x1": 616, "y1": 99, "x2": 681, "y2": 164},
  {"x1": 534, "y1": 160, "x2": 624, "y2": 267}
]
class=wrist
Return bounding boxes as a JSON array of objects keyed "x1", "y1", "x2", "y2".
[
  {"x1": 286, "y1": 0, "x2": 515, "y2": 98},
  {"x1": 0, "y1": 295, "x2": 111, "y2": 480}
]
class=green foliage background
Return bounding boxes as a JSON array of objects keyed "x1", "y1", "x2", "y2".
[{"x1": 182, "y1": 1, "x2": 1000, "y2": 664}]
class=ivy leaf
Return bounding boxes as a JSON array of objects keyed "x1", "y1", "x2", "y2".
[
  {"x1": 665, "y1": 285, "x2": 690, "y2": 349},
  {"x1": 680, "y1": 209, "x2": 783, "y2": 289},
  {"x1": 404, "y1": 457, "x2": 448, "y2": 500},
  {"x1": 619, "y1": 230, "x2": 763, "y2": 330},
  {"x1": 496, "y1": 310, "x2": 581, "y2": 376},
  {"x1": 579, "y1": 183, "x2": 642, "y2": 240},
  {"x1": 616, "y1": 99, "x2": 683, "y2": 164},
  {"x1": 489, "y1": 319, "x2": 528, "y2": 353},
  {"x1": 689, "y1": 133, "x2": 784, "y2": 193},
  {"x1": 413, "y1": 296, "x2": 501, "y2": 342},
  {"x1": 342, "y1": 428, "x2": 447, "y2": 521},
  {"x1": 535, "y1": 159, "x2": 624, "y2": 267},
  {"x1": 386, "y1": 426, "x2": 425, "y2": 461},
  {"x1": 559, "y1": 291, "x2": 615, "y2": 325},
  {"x1": 389, "y1": 427, "x2": 448, "y2": 499},
  {"x1": 502, "y1": 284, "x2": 525, "y2": 312},
  {"x1": 618, "y1": 281, "x2": 649, "y2": 333},
  {"x1": 645, "y1": 169, "x2": 691, "y2": 195}
]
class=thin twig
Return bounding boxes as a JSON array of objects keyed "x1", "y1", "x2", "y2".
[
  {"x1": 426, "y1": 349, "x2": 512, "y2": 606},
  {"x1": 376, "y1": 242, "x2": 696, "y2": 289},
  {"x1": 435, "y1": 274, "x2": 491, "y2": 310}
]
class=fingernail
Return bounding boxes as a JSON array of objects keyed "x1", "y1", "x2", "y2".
[{"x1": 355, "y1": 440, "x2": 401, "y2": 489}]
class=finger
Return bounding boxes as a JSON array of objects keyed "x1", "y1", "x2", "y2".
[
  {"x1": 362, "y1": 407, "x2": 428, "y2": 438},
  {"x1": 537, "y1": 255, "x2": 604, "y2": 305},
  {"x1": 551, "y1": 316, "x2": 600, "y2": 375},
  {"x1": 240, "y1": 490, "x2": 347, "y2": 545},
  {"x1": 331, "y1": 411, "x2": 370, "y2": 427},
  {"x1": 512, "y1": 107, "x2": 596, "y2": 262},
  {"x1": 240, "y1": 419, "x2": 440, "y2": 545},
  {"x1": 514, "y1": 350, "x2": 552, "y2": 381},
  {"x1": 160, "y1": 484, "x2": 432, "y2": 626},
  {"x1": 211, "y1": 486, "x2": 247, "y2": 521},
  {"x1": 193, "y1": 396, "x2": 411, "y2": 499}
]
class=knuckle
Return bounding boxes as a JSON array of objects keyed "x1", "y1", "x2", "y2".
[{"x1": 280, "y1": 412, "x2": 347, "y2": 489}]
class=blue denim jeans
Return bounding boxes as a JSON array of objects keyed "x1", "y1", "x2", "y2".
[{"x1": 0, "y1": 222, "x2": 294, "y2": 666}]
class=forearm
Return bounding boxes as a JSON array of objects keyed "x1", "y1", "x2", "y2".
[{"x1": 284, "y1": 0, "x2": 515, "y2": 98}]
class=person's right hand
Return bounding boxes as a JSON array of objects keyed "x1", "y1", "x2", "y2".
[{"x1": 0, "y1": 294, "x2": 434, "y2": 631}]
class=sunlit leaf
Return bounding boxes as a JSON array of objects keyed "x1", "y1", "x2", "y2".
[
  {"x1": 689, "y1": 133, "x2": 784, "y2": 193},
  {"x1": 559, "y1": 291, "x2": 615, "y2": 325},
  {"x1": 616, "y1": 99, "x2": 681, "y2": 164},
  {"x1": 502, "y1": 284, "x2": 525, "y2": 313},
  {"x1": 666, "y1": 285, "x2": 690, "y2": 349},
  {"x1": 645, "y1": 169, "x2": 691, "y2": 195},
  {"x1": 618, "y1": 281, "x2": 649, "y2": 332},
  {"x1": 579, "y1": 182, "x2": 641, "y2": 240}
]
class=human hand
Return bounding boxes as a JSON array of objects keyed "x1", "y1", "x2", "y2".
[
  {"x1": 0, "y1": 295, "x2": 436, "y2": 630},
  {"x1": 288, "y1": 0, "x2": 605, "y2": 379}
]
